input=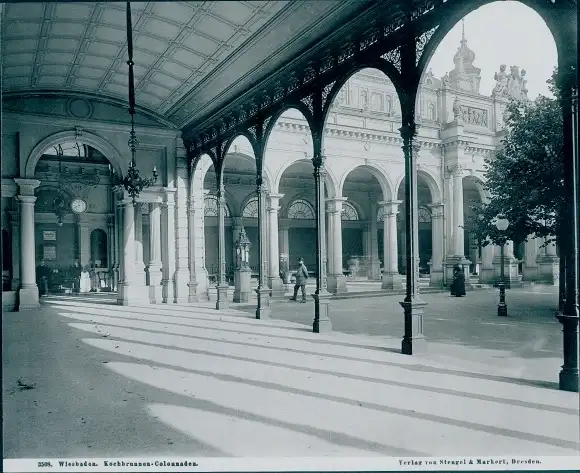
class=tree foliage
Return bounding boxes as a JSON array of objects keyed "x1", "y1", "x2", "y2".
[{"x1": 469, "y1": 75, "x2": 563, "y2": 247}]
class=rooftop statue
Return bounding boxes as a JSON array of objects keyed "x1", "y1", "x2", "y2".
[{"x1": 492, "y1": 64, "x2": 528, "y2": 101}]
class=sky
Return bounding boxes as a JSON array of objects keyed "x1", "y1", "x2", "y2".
[{"x1": 426, "y1": 1, "x2": 557, "y2": 99}]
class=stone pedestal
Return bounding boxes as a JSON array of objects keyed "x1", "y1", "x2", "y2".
[
  {"x1": 327, "y1": 274, "x2": 347, "y2": 294},
  {"x1": 479, "y1": 244, "x2": 495, "y2": 284},
  {"x1": 268, "y1": 276, "x2": 285, "y2": 300},
  {"x1": 18, "y1": 286, "x2": 40, "y2": 310},
  {"x1": 400, "y1": 299, "x2": 427, "y2": 355},
  {"x1": 215, "y1": 283, "x2": 229, "y2": 310},
  {"x1": 233, "y1": 268, "x2": 251, "y2": 303},
  {"x1": 492, "y1": 255, "x2": 519, "y2": 288},
  {"x1": 382, "y1": 272, "x2": 403, "y2": 290},
  {"x1": 255, "y1": 287, "x2": 271, "y2": 319},
  {"x1": 445, "y1": 255, "x2": 471, "y2": 287},
  {"x1": 312, "y1": 293, "x2": 332, "y2": 333},
  {"x1": 537, "y1": 255, "x2": 559, "y2": 285}
]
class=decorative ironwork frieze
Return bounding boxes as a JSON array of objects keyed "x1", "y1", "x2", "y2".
[
  {"x1": 338, "y1": 40, "x2": 356, "y2": 64},
  {"x1": 360, "y1": 26, "x2": 380, "y2": 51},
  {"x1": 321, "y1": 80, "x2": 337, "y2": 110},
  {"x1": 300, "y1": 94, "x2": 315, "y2": 115},
  {"x1": 303, "y1": 62, "x2": 317, "y2": 84},
  {"x1": 381, "y1": 47, "x2": 402, "y2": 73},
  {"x1": 416, "y1": 25, "x2": 438, "y2": 66}
]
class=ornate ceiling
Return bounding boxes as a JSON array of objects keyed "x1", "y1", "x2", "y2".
[{"x1": 1, "y1": 1, "x2": 375, "y2": 129}]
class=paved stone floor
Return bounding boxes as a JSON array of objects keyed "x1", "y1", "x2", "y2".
[{"x1": 3, "y1": 289, "x2": 579, "y2": 459}]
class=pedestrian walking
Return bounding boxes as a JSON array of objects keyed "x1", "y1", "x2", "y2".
[
  {"x1": 450, "y1": 264, "x2": 466, "y2": 297},
  {"x1": 290, "y1": 257, "x2": 309, "y2": 303}
]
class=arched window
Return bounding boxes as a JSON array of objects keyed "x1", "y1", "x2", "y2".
[
  {"x1": 418, "y1": 206, "x2": 432, "y2": 223},
  {"x1": 287, "y1": 199, "x2": 314, "y2": 219},
  {"x1": 341, "y1": 201, "x2": 359, "y2": 220},
  {"x1": 242, "y1": 197, "x2": 259, "y2": 218},
  {"x1": 44, "y1": 141, "x2": 87, "y2": 158},
  {"x1": 204, "y1": 195, "x2": 230, "y2": 217},
  {"x1": 385, "y1": 95, "x2": 392, "y2": 113},
  {"x1": 428, "y1": 103, "x2": 436, "y2": 120},
  {"x1": 377, "y1": 206, "x2": 386, "y2": 222}
]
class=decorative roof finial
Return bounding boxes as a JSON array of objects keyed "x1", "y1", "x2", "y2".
[{"x1": 461, "y1": 19, "x2": 465, "y2": 43}]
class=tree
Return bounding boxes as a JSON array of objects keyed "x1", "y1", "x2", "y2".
[{"x1": 469, "y1": 73, "x2": 563, "y2": 248}]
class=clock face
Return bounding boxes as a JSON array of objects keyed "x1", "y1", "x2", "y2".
[{"x1": 71, "y1": 198, "x2": 87, "y2": 214}]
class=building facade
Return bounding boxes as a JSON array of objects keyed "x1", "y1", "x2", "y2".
[{"x1": 1, "y1": 33, "x2": 559, "y2": 311}]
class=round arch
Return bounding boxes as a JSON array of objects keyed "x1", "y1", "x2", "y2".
[
  {"x1": 263, "y1": 102, "x2": 316, "y2": 155},
  {"x1": 463, "y1": 174, "x2": 488, "y2": 203},
  {"x1": 25, "y1": 130, "x2": 125, "y2": 178},
  {"x1": 221, "y1": 150, "x2": 273, "y2": 193},
  {"x1": 224, "y1": 131, "x2": 260, "y2": 161},
  {"x1": 394, "y1": 168, "x2": 442, "y2": 203},
  {"x1": 338, "y1": 163, "x2": 394, "y2": 202},
  {"x1": 416, "y1": 0, "x2": 566, "y2": 81},
  {"x1": 274, "y1": 157, "x2": 338, "y2": 198}
]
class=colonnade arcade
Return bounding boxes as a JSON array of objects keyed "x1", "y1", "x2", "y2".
[{"x1": 3, "y1": 1, "x2": 576, "y2": 377}]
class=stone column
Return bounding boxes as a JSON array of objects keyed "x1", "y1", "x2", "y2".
[
  {"x1": 369, "y1": 200, "x2": 381, "y2": 280},
  {"x1": 117, "y1": 199, "x2": 139, "y2": 305},
  {"x1": 428, "y1": 203, "x2": 445, "y2": 287},
  {"x1": 147, "y1": 202, "x2": 163, "y2": 303},
  {"x1": 537, "y1": 236, "x2": 560, "y2": 284},
  {"x1": 9, "y1": 211, "x2": 20, "y2": 291},
  {"x1": 112, "y1": 193, "x2": 121, "y2": 292},
  {"x1": 134, "y1": 202, "x2": 146, "y2": 287},
  {"x1": 326, "y1": 209, "x2": 334, "y2": 276},
  {"x1": 161, "y1": 188, "x2": 176, "y2": 303},
  {"x1": 445, "y1": 165, "x2": 470, "y2": 282},
  {"x1": 78, "y1": 217, "x2": 90, "y2": 268},
  {"x1": 106, "y1": 214, "x2": 115, "y2": 289},
  {"x1": 255, "y1": 179, "x2": 270, "y2": 318},
  {"x1": 522, "y1": 236, "x2": 539, "y2": 281},
  {"x1": 479, "y1": 242, "x2": 495, "y2": 284},
  {"x1": 187, "y1": 198, "x2": 199, "y2": 303},
  {"x1": 327, "y1": 197, "x2": 347, "y2": 294},
  {"x1": 267, "y1": 193, "x2": 284, "y2": 297},
  {"x1": 312, "y1": 154, "x2": 332, "y2": 333},
  {"x1": 173, "y1": 159, "x2": 190, "y2": 303},
  {"x1": 215, "y1": 185, "x2": 229, "y2": 310},
  {"x1": 14, "y1": 179, "x2": 40, "y2": 310},
  {"x1": 279, "y1": 224, "x2": 289, "y2": 258},
  {"x1": 380, "y1": 200, "x2": 402, "y2": 290}
]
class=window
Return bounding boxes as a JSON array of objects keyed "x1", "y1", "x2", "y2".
[
  {"x1": 44, "y1": 141, "x2": 87, "y2": 158},
  {"x1": 287, "y1": 199, "x2": 315, "y2": 219},
  {"x1": 341, "y1": 201, "x2": 359, "y2": 220},
  {"x1": 428, "y1": 103, "x2": 436, "y2": 120},
  {"x1": 418, "y1": 206, "x2": 432, "y2": 223},
  {"x1": 204, "y1": 195, "x2": 230, "y2": 217},
  {"x1": 242, "y1": 197, "x2": 259, "y2": 218}
]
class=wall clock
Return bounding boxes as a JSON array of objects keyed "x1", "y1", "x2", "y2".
[{"x1": 71, "y1": 198, "x2": 87, "y2": 214}]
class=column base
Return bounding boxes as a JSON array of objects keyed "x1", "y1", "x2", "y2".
[
  {"x1": 215, "y1": 284, "x2": 230, "y2": 310},
  {"x1": 17, "y1": 285, "x2": 39, "y2": 310},
  {"x1": 312, "y1": 292, "x2": 332, "y2": 333},
  {"x1": 479, "y1": 268, "x2": 495, "y2": 284},
  {"x1": 445, "y1": 256, "x2": 471, "y2": 287},
  {"x1": 327, "y1": 274, "x2": 347, "y2": 294},
  {"x1": 537, "y1": 256, "x2": 559, "y2": 285},
  {"x1": 268, "y1": 277, "x2": 286, "y2": 300},
  {"x1": 117, "y1": 282, "x2": 147, "y2": 306},
  {"x1": 522, "y1": 265, "x2": 539, "y2": 282},
  {"x1": 492, "y1": 256, "x2": 519, "y2": 288},
  {"x1": 173, "y1": 269, "x2": 190, "y2": 304},
  {"x1": 429, "y1": 270, "x2": 444, "y2": 288},
  {"x1": 148, "y1": 283, "x2": 162, "y2": 304},
  {"x1": 255, "y1": 287, "x2": 271, "y2": 319},
  {"x1": 400, "y1": 298, "x2": 427, "y2": 355},
  {"x1": 188, "y1": 280, "x2": 199, "y2": 303},
  {"x1": 382, "y1": 272, "x2": 403, "y2": 290}
]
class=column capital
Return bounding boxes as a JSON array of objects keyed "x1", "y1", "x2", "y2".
[
  {"x1": 428, "y1": 202, "x2": 445, "y2": 218},
  {"x1": 326, "y1": 197, "x2": 348, "y2": 213},
  {"x1": 267, "y1": 193, "x2": 284, "y2": 206},
  {"x1": 16, "y1": 195, "x2": 37, "y2": 204},
  {"x1": 448, "y1": 165, "x2": 465, "y2": 178},
  {"x1": 14, "y1": 178, "x2": 40, "y2": 196},
  {"x1": 378, "y1": 200, "x2": 402, "y2": 215}
]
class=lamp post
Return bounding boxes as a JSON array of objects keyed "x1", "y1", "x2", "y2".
[{"x1": 494, "y1": 215, "x2": 509, "y2": 317}]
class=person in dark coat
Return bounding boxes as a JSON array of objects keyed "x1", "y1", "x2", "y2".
[
  {"x1": 290, "y1": 257, "x2": 309, "y2": 303},
  {"x1": 36, "y1": 260, "x2": 51, "y2": 296},
  {"x1": 450, "y1": 264, "x2": 466, "y2": 297}
]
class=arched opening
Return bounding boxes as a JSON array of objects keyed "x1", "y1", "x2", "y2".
[
  {"x1": 31, "y1": 140, "x2": 117, "y2": 294},
  {"x1": 342, "y1": 167, "x2": 385, "y2": 280},
  {"x1": 397, "y1": 173, "x2": 435, "y2": 275}
]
